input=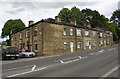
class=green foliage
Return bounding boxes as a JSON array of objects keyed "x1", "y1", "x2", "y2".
[
  {"x1": 110, "y1": 9, "x2": 120, "y2": 40},
  {"x1": 58, "y1": 8, "x2": 71, "y2": 23},
  {"x1": 58, "y1": 6, "x2": 86, "y2": 26},
  {"x1": 82, "y1": 8, "x2": 109, "y2": 28},
  {"x1": 1, "y1": 19, "x2": 26, "y2": 38}
]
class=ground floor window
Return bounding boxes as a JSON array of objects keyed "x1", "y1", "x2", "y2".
[
  {"x1": 64, "y1": 42, "x2": 67, "y2": 50},
  {"x1": 77, "y1": 41, "x2": 82, "y2": 48}
]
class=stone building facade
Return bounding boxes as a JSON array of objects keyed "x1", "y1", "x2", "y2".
[{"x1": 10, "y1": 17, "x2": 113, "y2": 55}]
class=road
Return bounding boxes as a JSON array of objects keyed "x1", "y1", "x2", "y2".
[{"x1": 1, "y1": 44, "x2": 119, "y2": 79}]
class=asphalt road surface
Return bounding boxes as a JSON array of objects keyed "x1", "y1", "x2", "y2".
[{"x1": 1, "y1": 44, "x2": 120, "y2": 79}]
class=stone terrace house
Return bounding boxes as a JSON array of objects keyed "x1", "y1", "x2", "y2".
[{"x1": 10, "y1": 16, "x2": 113, "y2": 55}]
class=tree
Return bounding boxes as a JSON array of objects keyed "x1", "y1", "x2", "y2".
[
  {"x1": 58, "y1": 6, "x2": 85, "y2": 26},
  {"x1": 71, "y1": 6, "x2": 86, "y2": 26},
  {"x1": 58, "y1": 8, "x2": 71, "y2": 23},
  {"x1": 82, "y1": 8, "x2": 109, "y2": 28},
  {"x1": 1, "y1": 19, "x2": 26, "y2": 38},
  {"x1": 110, "y1": 9, "x2": 120, "y2": 40}
]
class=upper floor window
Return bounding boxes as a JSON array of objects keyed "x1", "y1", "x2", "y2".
[
  {"x1": 20, "y1": 32, "x2": 22, "y2": 39},
  {"x1": 100, "y1": 33, "x2": 103, "y2": 37},
  {"x1": 63, "y1": 28, "x2": 67, "y2": 35},
  {"x1": 11, "y1": 35, "x2": 13, "y2": 40},
  {"x1": 86, "y1": 40, "x2": 91, "y2": 46},
  {"x1": 70, "y1": 28, "x2": 73, "y2": 36},
  {"x1": 93, "y1": 31, "x2": 96, "y2": 36},
  {"x1": 34, "y1": 26, "x2": 38, "y2": 36},
  {"x1": 77, "y1": 29, "x2": 81, "y2": 36},
  {"x1": 85, "y1": 31, "x2": 90, "y2": 36},
  {"x1": 26, "y1": 30, "x2": 29, "y2": 37},
  {"x1": 77, "y1": 41, "x2": 82, "y2": 48}
]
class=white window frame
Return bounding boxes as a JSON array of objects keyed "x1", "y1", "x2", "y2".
[
  {"x1": 86, "y1": 40, "x2": 90, "y2": 46},
  {"x1": 77, "y1": 29, "x2": 81, "y2": 36},
  {"x1": 77, "y1": 41, "x2": 82, "y2": 48},
  {"x1": 34, "y1": 26, "x2": 38, "y2": 35},
  {"x1": 64, "y1": 42, "x2": 67, "y2": 50},
  {"x1": 85, "y1": 31, "x2": 89, "y2": 36},
  {"x1": 93, "y1": 31, "x2": 96, "y2": 36},
  {"x1": 100, "y1": 33, "x2": 103, "y2": 37},
  {"x1": 20, "y1": 32, "x2": 22, "y2": 39},
  {"x1": 26, "y1": 30, "x2": 29, "y2": 37},
  {"x1": 70, "y1": 28, "x2": 73, "y2": 36},
  {"x1": 63, "y1": 28, "x2": 67, "y2": 35}
]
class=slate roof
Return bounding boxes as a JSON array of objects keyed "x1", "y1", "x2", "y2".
[{"x1": 11, "y1": 19, "x2": 105, "y2": 35}]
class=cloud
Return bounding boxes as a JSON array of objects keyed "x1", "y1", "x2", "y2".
[{"x1": 0, "y1": 1, "x2": 119, "y2": 42}]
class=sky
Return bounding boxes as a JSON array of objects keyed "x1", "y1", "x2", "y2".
[{"x1": 0, "y1": 0, "x2": 119, "y2": 42}]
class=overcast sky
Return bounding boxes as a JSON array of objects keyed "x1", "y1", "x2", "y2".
[{"x1": 0, "y1": 0, "x2": 119, "y2": 42}]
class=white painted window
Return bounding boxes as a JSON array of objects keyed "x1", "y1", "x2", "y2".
[
  {"x1": 86, "y1": 40, "x2": 90, "y2": 46},
  {"x1": 63, "y1": 28, "x2": 67, "y2": 35},
  {"x1": 77, "y1": 29, "x2": 81, "y2": 36},
  {"x1": 77, "y1": 41, "x2": 82, "y2": 48},
  {"x1": 100, "y1": 40, "x2": 103, "y2": 45},
  {"x1": 93, "y1": 31, "x2": 96, "y2": 36},
  {"x1": 34, "y1": 26, "x2": 38, "y2": 36},
  {"x1": 64, "y1": 42, "x2": 67, "y2": 50},
  {"x1": 70, "y1": 28, "x2": 73, "y2": 36},
  {"x1": 11, "y1": 36, "x2": 13, "y2": 40},
  {"x1": 100, "y1": 33, "x2": 103, "y2": 37},
  {"x1": 85, "y1": 31, "x2": 89, "y2": 36},
  {"x1": 26, "y1": 30, "x2": 29, "y2": 37},
  {"x1": 20, "y1": 32, "x2": 22, "y2": 39}
]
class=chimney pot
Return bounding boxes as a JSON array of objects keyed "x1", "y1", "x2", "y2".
[
  {"x1": 29, "y1": 20, "x2": 34, "y2": 26},
  {"x1": 55, "y1": 16, "x2": 61, "y2": 22}
]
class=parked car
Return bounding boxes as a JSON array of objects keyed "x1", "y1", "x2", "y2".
[
  {"x1": 19, "y1": 51, "x2": 35, "y2": 57},
  {"x1": 2, "y1": 47, "x2": 19, "y2": 60}
]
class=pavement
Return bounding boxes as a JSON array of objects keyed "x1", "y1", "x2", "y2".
[{"x1": 1, "y1": 44, "x2": 120, "y2": 79}]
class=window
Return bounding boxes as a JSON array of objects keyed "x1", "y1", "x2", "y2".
[
  {"x1": 63, "y1": 28, "x2": 67, "y2": 35},
  {"x1": 26, "y1": 30, "x2": 29, "y2": 37},
  {"x1": 34, "y1": 40, "x2": 38, "y2": 50},
  {"x1": 93, "y1": 31, "x2": 96, "y2": 36},
  {"x1": 86, "y1": 40, "x2": 90, "y2": 46},
  {"x1": 64, "y1": 42, "x2": 67, "y2": 50},
  {"x1": 77, "y1": 29, "x2": 81, "y2": 36},
  {"x1": 77, "y1": 41, "x2": 82, "y2": 48},
  {"x1": 34, "y1": 26, "x2": 38, "y2": 36},
  {"x1": 100, "y1": 40, "x2": 103, "y2": 45},
  {"x1": 110, "y1": 32, "x2": 112, "y2": 36},
  {"x1": 20, "y1": 32, "x2": 22, "y2": 39},
  {"x1": 70, "y1": 28, "x2": 73, "y2": 35},
  {"x1": 100, "y1": 33, "x2": 103, "y2": 37},
  {"x1": 85, "y1": 31, "x2": 89, "y2": 36},
  {"x1": 11, "y1": 36, "x2": 13, "y2": 40}
]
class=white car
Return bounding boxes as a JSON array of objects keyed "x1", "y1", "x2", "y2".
[{"x1": 19, "y1": 51, "x2": 36, "y2": 57}]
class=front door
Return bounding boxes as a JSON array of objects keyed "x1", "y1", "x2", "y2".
[{"x1": 70, "y1": 42, "x2": 74, "y2": 52}]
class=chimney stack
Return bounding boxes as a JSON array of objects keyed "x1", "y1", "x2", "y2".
[
  {"x1": 29, "y1": 20, "x2": 34, "y2": 26},
  {"x1": 70, "y1": 18, "x2": 77, "y2": 25},
  {"x1": 55, "y1": 16, "x2": 61, "y2": 23},
  {"x1": 86, "y1": 20, "x2": 91, "y2": 28}
]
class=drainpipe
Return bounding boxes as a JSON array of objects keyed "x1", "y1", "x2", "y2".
[{"x1": 41, "y1": 22, "x2": 44, "y2": 55}]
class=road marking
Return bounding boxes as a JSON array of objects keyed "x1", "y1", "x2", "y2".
[
  {"x1": 59, "y1": 60, "x2": 64, "y2": 63},
  {"x1": 7, "y1": 67, "x2": 47, "y2": 77},
  {"x1": 107, "y1": 48, "x2": 116, "y2": 51},
  {"x1": 59, "y1": 56, "x2": 87, "y2": 64},
  {"x1": 3, "y1": 65, "x2": 34, "y2": 72},
  {"x1": 31, "y1": 65, "x2": 36, "y2": 71},
  {"x1": 100, "y1": 65, "x2": 120, "y2": 77}
]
